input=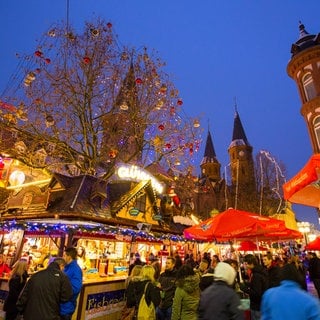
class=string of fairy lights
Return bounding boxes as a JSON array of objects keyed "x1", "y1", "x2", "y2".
[{"x1": 0, "y1": 219, "x2": 187, "y2": 243}]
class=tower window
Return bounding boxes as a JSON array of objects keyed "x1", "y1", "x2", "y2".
[
  {"x1": 314, "y1": 116, "x2": 320, "y2": 150},
  {"x1": 302, "y1": 73, "x2": 316, "y2": 101}
]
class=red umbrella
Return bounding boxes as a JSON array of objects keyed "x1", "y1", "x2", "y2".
[
  {"x1": 183, "y1": 208, "x2": 286, "y2": 242},
  {"x1": 237, "y1": 240, "x2": 268, "y2": 251},
  {"x1": 305, "y1": 236, "x2": 320, "y2": 251},
  {"x1": 283, "y1": 154, "x2": 320, "y2": 208},
  {"x1": 261, "y1": 227, "x2": 302, "y2": 241}
]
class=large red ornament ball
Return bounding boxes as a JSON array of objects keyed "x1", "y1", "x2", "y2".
[
  {"x1": 45, "y1": 58, "x2": 51, "y2": 64},
  {"x1": 107, "y1": 22, "x2": 112, "y2": 28},
  {"x1": 83, "y1": 56, "x2": 91, "y2": 64},
  {"x1": 135, "y1": 78, "x2": 143, "y2": 84},
  {"x1": 177, "y1": 99, "x2": 183, "y2": 106},
  {"x1": 165, "y1": 143, "x2": 172, "y2": 149},
  {"x1": 158, "y1": 124, "x2": 164, "y2": 131},
  {"x1": 34, "y1": 50, "x2": 43, "y2": 57}
]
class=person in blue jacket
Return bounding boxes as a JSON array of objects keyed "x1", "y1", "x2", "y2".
[
  {"x1": 261, "y1": 263, "x2": 320, "y2": 320},
  {"x1": 60, "y1": 247, "x2": 83, "y2": 320}
]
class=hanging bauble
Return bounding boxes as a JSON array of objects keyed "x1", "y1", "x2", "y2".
[
  {"x1": 48, "y1": 29, "x2": 56, "y2": 37},
  {"x1": 177, "y1": 99, "x2": 183, "y2": 106},
  {"x1": 135, "y1": 78, "x2": 143, "y2": 84},
  {"x1": 158, "y1": 124, "x2": 164, "y2": 131},
  {"x1": 170, "y1": 106, "x2": 175, "y2": 115},
  {"x1": 27, "y1": 72, "x2": 36, "y2": 81},
  {"x1": 90, "y1": 28, "x2": 99, "y2": 37},
  {"x1": 165, "y1": 143, "x2": 171, "y2": 149},
  {"x1": 34, "y1": 98, "x2": 42, "y2": 105},
  {"x1": 120, "y1": 101, "x2": 128, "y2": 110},
  {"x1": 193, "y1": 119, "x2": 200, "y2": 128},
  {"x1": 107, "y1": 22, "x2": 112, "y2": 28},
  {"x1": 45, "y1": 115, "x2": 55, "y2": 127},
  {"x1": 83, "y1": 56, "x2": 91, "y2": 64},
  {"x1": 35, "y1": 68, "x2": 41, "y2": 74},
  {"x1": 172, "y1": 195, "x2": 180, "y2": 207},
  {"x1": 121, "y1": 52, "x2": 129, "y2": 60},
  {"x1": 189, "y1": 148, "x2": 193, "y2": 155},
  {"x1": 153, "y1": 136, "x2": 162, "y2": 147},
  {"x1": 156, "y1": 100, "x2": 164, "y2": 109},
  {"x1": 34, "y1": 50, "x2": 43, "y2": 57},
  {"x1": 109, "y1": 149, "x2": 118, "y2": 159},
  {"x1": 160, "y1": 84, "x2": 167, "y2": 93},
  {"x1": 45, "y1": 58, "x2": 51, "y2": 64}
]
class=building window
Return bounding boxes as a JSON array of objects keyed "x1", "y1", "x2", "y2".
[
  {"x1": 302, "y1": 73, "x2": 316, "y2": 101},
  {"x1": 314, "y1": 117, "x2": 320, "y2": 149}
]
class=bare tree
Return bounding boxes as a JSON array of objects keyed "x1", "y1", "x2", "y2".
[{"x1": 0, "y1": 18, "x2": 202, "y2": 179}]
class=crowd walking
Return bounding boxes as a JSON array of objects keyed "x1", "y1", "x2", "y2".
[{"x1": 2, "y1": 247, "x2": 320, "y2": 320}]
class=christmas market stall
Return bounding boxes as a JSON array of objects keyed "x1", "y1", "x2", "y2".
[{"x1": 0, "y1": 160, "x2": 187, "y2": 320}]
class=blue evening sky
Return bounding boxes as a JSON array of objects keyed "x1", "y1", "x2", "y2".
[{"x1": 1, "y1": 0, "x2": 319, "y2": 227}]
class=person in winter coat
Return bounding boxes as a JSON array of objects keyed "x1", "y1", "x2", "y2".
[
  {"x1": 156, "y1": 256, "x2": 178, "y2": 320},
  {"x1": 3, "y1": 260, "x2": 28, "y2": 320},
  {"x1": 171, "y1": 264, "x2": 200, "y2": 320},
  {"x1": 261, "y1": 263, "x2": 320, "y2": 320},
  {"x1": 126, "y1": 264, "x2": 161, "y2": 311},
  {"x1": 241, "y1": 254, "x2": 268, "y2": 320},
  {"x1": 307, "y1": 252, "x2": 320, "y2": 297},
  {"x1": 60, "y1": 247, "x2": 83, "y2": 320},
  {"x1": 198, "y1": 262, "x2": 244, "y2": 320},
  {"x1": 262, "y1": 253, "x2": 280, "y2": 288},
  {"x1": 16, "y1": 258, "x2": 72, "y2": 320}
]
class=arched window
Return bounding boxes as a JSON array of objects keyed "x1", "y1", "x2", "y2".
[
  {"x1": 314, "y1": 116, "x2": 320, "y2": 149},
  {"x1": 302, "y1": 73, "x2": 316, "y2": 101}
]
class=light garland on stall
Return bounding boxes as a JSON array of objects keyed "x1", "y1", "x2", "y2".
[{"x1": 0, "y1": 220, "x2": 186, "y2": 243}]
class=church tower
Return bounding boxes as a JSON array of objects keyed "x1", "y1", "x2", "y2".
[
  {"x1": 287, "y1": 22, "x2": 320, "y2": 153},
  {"x1": 228, "y1": 110, "x2": 256, "y2": 208},
  {"x1": 200, "y1": 130, "x2": 221, "y2": 182}
]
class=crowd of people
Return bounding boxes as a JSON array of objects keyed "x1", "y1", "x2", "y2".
[
  {"x1": 123, "y1": 250, "x2": 320, "y2": 320},
  {"x1": 1, "y1": 247, "x2": 82, "y2": 320},
  {"x1": 2, "y1": 247, "x2": 320, "y2": 319}
]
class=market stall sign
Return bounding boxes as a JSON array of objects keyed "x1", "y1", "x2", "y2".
[
  {"x1": 129, "y1": 208, "x2": 139, "y2": 216},
  {"x1": 117, "y1": 164, "x2": 164, "y2": 193}
]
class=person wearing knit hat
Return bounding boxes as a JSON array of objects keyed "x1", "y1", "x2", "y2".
[
  {"x1": 198, "y1": 262, "x2": 244, "y2": 320},
  {"x1": 261, "y1": 263, "x2": 320, "y2": 320}
]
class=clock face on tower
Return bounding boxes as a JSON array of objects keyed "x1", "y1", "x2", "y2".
[{"x1": 239, "y1": 151, "x2": 245, "y2": 157}]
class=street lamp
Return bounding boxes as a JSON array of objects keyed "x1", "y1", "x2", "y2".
[{"x1": 297, "y1": 221, "x2": 311, "y2": 245}]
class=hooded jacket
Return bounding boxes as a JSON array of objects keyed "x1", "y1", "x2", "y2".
[
  {"x1": 17, "y1": 262, "x2": 72, "y2": 320},
  {"x1": 198, "y1": 281, "x2": 243, "y2": 320},
  {"x1": 171, "y1": 274, "x2": 200, "y2": 320}
]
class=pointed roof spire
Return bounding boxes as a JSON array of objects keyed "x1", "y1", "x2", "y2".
[
  {"x1": 298, "y1": 21, "x2": 309, "y2": 39},
  {"x1": 114, "y1": 62, "x2": 138, "y2": 110},
  {"x1": 230, "y1": 109, "x2": 250, "y2": 147},
  {"x1": 290, "y1": 21, "x2": 320, "y2": 57},
  {"x1": 200, "y1": 129, "x2": 218, "y2": 165}
]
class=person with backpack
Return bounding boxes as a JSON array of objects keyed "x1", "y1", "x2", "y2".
[{"x1": 126, "y1": 265, "x2": 161, "y2": 319}]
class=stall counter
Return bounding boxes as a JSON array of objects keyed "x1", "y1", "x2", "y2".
[
  {"x1": 73, "y1": 275, "x2": 127, "y2": 320},
  {"x1": 0, "y1": 275, "x2": 127, "y2": 320}
]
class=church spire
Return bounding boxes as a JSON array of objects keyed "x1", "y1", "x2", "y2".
[{"x1": 200, "y1": 128, "x2": 221, "y2": 182}]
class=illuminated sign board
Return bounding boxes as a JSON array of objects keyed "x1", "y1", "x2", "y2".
[{"x1": 116, "y1": 165, "x2": 164, "y2": 194}]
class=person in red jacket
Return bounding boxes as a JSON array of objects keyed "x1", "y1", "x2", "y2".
[{"x1": 0, "y1": 254, "x2": 11, "y2": 276}]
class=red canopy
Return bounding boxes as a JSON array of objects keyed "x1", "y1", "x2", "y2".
[
  {"x1": 237, "y1": 240, "x2": 268, "y2": 251},
  {"x1": 259, "y1": 227, "x2": 302, "y2": 241},
  {"x1": 305, "y1": 236, "x2": 320, "y2": 251},
  {"x1": 183, "y1": 208, "x2": 286, "y2": 242},
  {"x1": 283, "y1": 154, "x2": 320, "y2": 208}
]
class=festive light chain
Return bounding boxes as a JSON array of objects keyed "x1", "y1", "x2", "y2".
[{"x1": 0, "y1": 220, "x2": 186, "y2": 242}]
